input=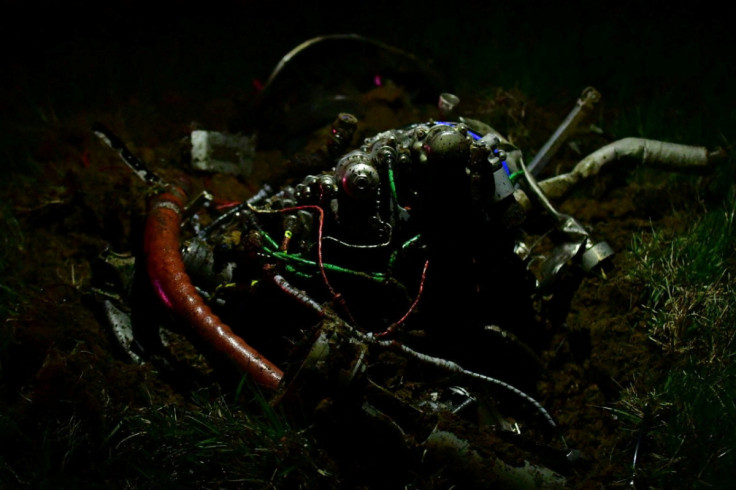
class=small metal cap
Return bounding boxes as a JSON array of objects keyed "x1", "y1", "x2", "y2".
[
  {"x1": 438, "y1": 93, "x2": 460, "y2": 118},
  {"x1": 582, "y1": 241, "x2": 615, "y2": 273}
]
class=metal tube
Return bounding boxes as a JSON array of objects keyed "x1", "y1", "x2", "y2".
[
  {"x1": 92, "y1": 122, "x2": 163, "y2": 187},
  {"x1": 515, "y1": 137, "x2": 716, "y2": 208},
  {"x1": 537, "y1": 137, "x2": 713, "y2": 201},
  {"x1": 527, "y1": 87, "x2": 601, "y2": 177}
]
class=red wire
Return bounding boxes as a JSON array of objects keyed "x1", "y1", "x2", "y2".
[
  {"x1": 275, "y1": 204, "x2": 358, "y2": 325},
  {"x1": 376, "y1": 259, "x2": 429, "y2": 338},
  {"x1": 214, "y1": 200, "x2": 242, "y2": 211},
  {"x1": 260, "y1": 204, "x2": 429, "y2": 333}
]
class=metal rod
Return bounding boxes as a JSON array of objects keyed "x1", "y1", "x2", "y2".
[
  {"x1": 527, "y1": 87, "x2": 601, "y2": 177},
  {"x1": 92, "y1": 122, "x2": 163, "y2": 186}
]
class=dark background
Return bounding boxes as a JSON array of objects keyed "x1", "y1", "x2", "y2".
[{"x1": 3, "y1": 1, "x2": 733, "y2": 149}]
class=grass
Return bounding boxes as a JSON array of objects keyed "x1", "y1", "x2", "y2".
[
  {"x1": 0, "y1": 204, "x2": 24, "y2": 319},
  {"x1": 0, "y1": 376, "x2": 334, "y2": 488},
  {"x1": 616, "y1": 186, "x2": 736, "y2": 488},
  {"x1": 105, "y1": 381, "x2": 334, "y2": 488}
]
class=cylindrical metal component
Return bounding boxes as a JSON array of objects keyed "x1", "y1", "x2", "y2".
[
  {"x1": 527, "y1": 86, "x2": 601, "y2": 177},
  {"x1": 327, "y1": 113, "x2": 359, "y2": 159},
  {"x1": 181, "y1": 237, "x2": 216, "y2": 287},
  {"x1": 438, "y1": 93, "x2": 460, "y2": 118},
  {"x1": 335, "y1": 150, "x2": 380, "y2": 200},
  {"x1": 582, "y1": 241, "x2": 615, "y2": 273},
  {"x1": 344, "y1": 163, "x2": 379, "y2": 199},
  {"x1": 536, "y1": 137, "x2": 713, "y2": 202}
]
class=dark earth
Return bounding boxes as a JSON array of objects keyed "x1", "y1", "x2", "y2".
[{"x1": 2, "y1": 2, "x2": 734, "y2": 488}]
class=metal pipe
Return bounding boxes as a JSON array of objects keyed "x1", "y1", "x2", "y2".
[
  {"x1": 527, "y1": 87, "x2": 601, "y2": 177},
  {"x1": 536, "y1": 137, "x2": 714, "y2": 201}
]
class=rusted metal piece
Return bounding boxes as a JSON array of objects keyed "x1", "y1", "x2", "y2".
[{"x1": 143, "y1": 184, "x2": 284, "y2": 390}]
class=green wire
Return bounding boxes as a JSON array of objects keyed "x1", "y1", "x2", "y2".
[
  {"x1": 388, "y1": 165, "x2": 400, "y2": 203},
  {"x1": 401, "y1": 235, "x2": 421, "y2": 249},
  {"x1": 509, "y1": 169, "x2": 525, "y2": 183},
  {"x1": 259, "y1": 229, "x2": 281, "y2": 251},
  {"x1": 256, "y1": 217, "x2": 388, "y2": 282},
  {"x1": 268, "y1": 249, "x2": 387, "y2": 282},
  {"x1": 388, "y1": 234, "x2": 422, "y2": 270},
  {"x1": 285, "y1": 265, "x2": 315, "y2": 279}
]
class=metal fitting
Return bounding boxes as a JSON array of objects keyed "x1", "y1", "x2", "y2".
[
  {"x1": 438, "y1": 93, "x2": 460, "y2": 118},
  {"x1": 581, "y1": 241, "x2": 615, "y2": 273},
  {"x1": 335, "y1": 151, "x2": 380, "y2": 200}
]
